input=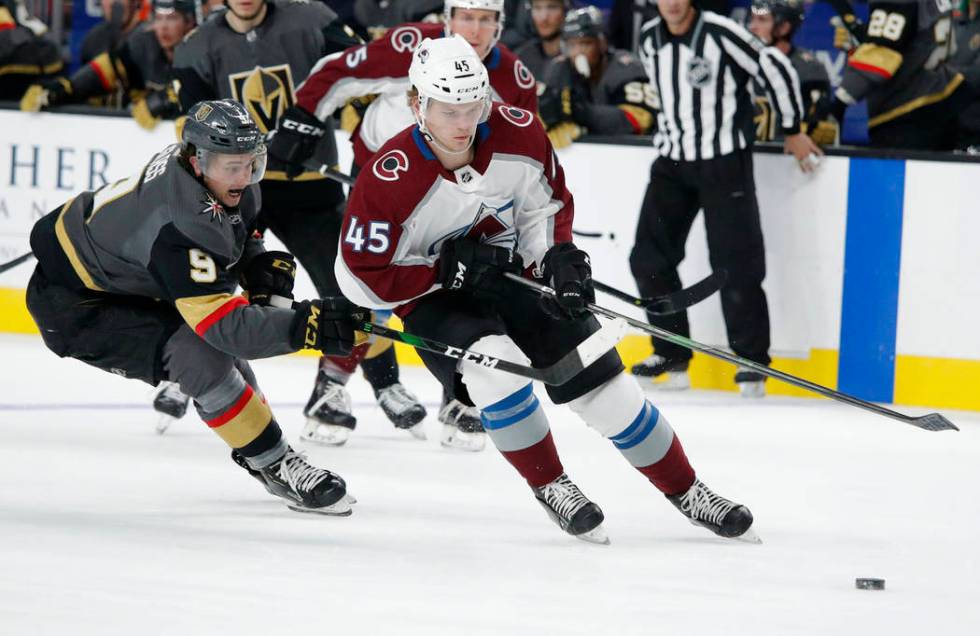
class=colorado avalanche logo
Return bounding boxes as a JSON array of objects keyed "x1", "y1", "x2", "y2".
[
  {"x1": 427, "y1": 201, "x2": 516, "y2": 256},
  {"x1": 514, "y1": 59, "x2": 535, "y2": 90},
  {"x1": 390, "y1": 26, "x2": 423, "y2": 53},
  {"x1": 372, "y1": 149, "x2": 410, "y2": 182},
  {"x1": 497, "y1": 105, "x2": 534, "y2": 128}
]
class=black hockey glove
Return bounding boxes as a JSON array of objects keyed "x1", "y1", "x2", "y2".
[
  {"x1": 267, "y1": 106, "x2": 326, "y2": 179},
  {"x1": 438, "y1": 238, "x2": 524, "y2": 298},
  {"x1": 539, "y1": 242, "x2": 594, "y2": 320},
  {"x1": 240, "y1": 251, "x2": 297, "y2": 307},
  {"x1": 289, "y1": 298, "x2": 367, "y2": 356}
]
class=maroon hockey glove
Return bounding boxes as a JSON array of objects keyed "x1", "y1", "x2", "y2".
[
  {"x1": 438, "y1": 238, "x2": 524, "y2": 298},
  {"x1": 290, "y1": 298, "x2": 367, "y2": 356},
  {"x1": 540, "y1": 242, "x2": 594, "y2": 320},
  {"x1": 240, "y1": 251, "x2": 297, "y2": 307},
  {"x1": 267, "y1": 106, "x2": 326, "y2": 179}
]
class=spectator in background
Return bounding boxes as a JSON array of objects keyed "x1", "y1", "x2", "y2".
[
  {"x1": 353, "y1": 0, "x2": 441, "y2": 39},
  {"x1": 80, "y1": 0, "x2": 146, "y2": 65},
  {"x1": 747, "y1": 0, "x2": 836, "y2": 145},
  {"x1": 20, "y1": 0, "x2": 194, "y2": 130},
  {"x1": 953, "y1": 0, "x2": 980, "y2": 149},
  {"x1": 538, "y1": 5, "x2": 658, "y2": 147},
  {"x1": 514, "y1": 0, "x2": 569, "y2": 80},
  {"x1": 500, "y1": 0, "x2": 536, "y2": 48},
  {"x1": 0, "y1": 0, "x2": 63, "y2": 99}
]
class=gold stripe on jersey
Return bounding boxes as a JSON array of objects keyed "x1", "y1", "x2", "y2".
[
  {"x1": 849, "y1": 44, "x2": 903, "y2": 78},
  {"x1": 868, "y1": 74, "x2": 964, "y2": 128},
  {"x1": 263, "y1": 169, "x2": 328, "y2": 181},
  {"x1": 54, "y1": 198, "x2": 104, "y2": 292},
  {"x1": 175, "y1": 292, "x2": 243, "y2": 332},
  {"x1": 207, "y1": 385, "x2": 274, "y2": 448},
  {"x1": 618, "y1": 104, "x2": 655, "y2": 134},
  {"x1": 89, "y1": 52, "x2": 119, "y2": 90},
  {"x1": 0, "y1": 61, "x2": 64, "y2": 77}
]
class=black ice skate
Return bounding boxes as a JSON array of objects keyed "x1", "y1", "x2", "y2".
[
  {"x1": 302, "y1": 370, "x2": 357, "y2": 446},
  {"x1": 231, "y1": 449, "x2": 354, "y2": 516},
  {"x1": 630, "y1": 354, "x2": 690, "y2": 390},
  {"x1": 375, "y1": 383, "x2": 427, "y2": 439},
  {"x1": 734, "y1": 370, "x2": 767, "y2": 398},
  {"x1": 438, "y1": 395, "x2": 486, "y2": 452},
  {"x1": 152, "y1": 381, "x2": 190, "y2": 435},
  {"x1": 534, "y1": 474, "x2": 609, "y2": 545},
  {"x1": 667, "y1": 478, "x2": 759, "y2": 543}
]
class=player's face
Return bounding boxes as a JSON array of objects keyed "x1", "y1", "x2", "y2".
[
  {"x1": 194, "y1": 153, "x2": 255, "y2": 207},
  {"x1": 153, "y1": 13, "x2": 194, "y2": 51},
  {"x1": 449, "y1": 8, "x2": 500, "y2": 59},
  {"x1": 531, "y1": 1, "x2": 566, "y2": 40},
  {"x1": 421, "y1": 99, "x2": 486, "y2": 153},
  {"x1": 657, "y1": 0, "x2": 694, "y2": 30},
  {"x1": 226, "y1": 0, "x2": 265, "y2": 21},
  {"x1": 749, "y1": 11, "x2": 775, "y2": 44},
  {"x1": 566, "y1": 36, "x2": 603, "y2": 71}
]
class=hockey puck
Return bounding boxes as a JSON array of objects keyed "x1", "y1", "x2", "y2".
[{"x1": 855, "y1": 578, "x2": 885, "y2": 590}]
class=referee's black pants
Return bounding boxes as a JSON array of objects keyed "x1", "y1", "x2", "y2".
[{"x1": 629, "y1": 148, "x2": 771, "y2": 367}]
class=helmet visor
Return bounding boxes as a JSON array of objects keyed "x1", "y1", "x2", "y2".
[{"x1": 196, "y1": 144, "x2": 267, "y2": 185}]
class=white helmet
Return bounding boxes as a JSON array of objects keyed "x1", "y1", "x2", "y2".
[
  {"x1": 444, "y1": 0, "x2": 506, "y2": 53},
  {"x1": 409, "y1": 35, "x2": 491, "y2": 141}
]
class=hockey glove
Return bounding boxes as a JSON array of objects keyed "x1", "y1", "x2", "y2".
[
  {"x1": 539, "y1": 242, "x2": 594, "y2": 320},
  {"x1": 240, "y1": 251, "x2": 297, "y2": 307},
  {"x1": 20, "y1": 77, "x2": 72, "y2": 112},
  {"x1": 290, "y1": 298, "x2": 367, "y2": 356},
  {"x1": 438, "y1": 238, "x2": 524, "y2": 298},
  {"x1": 267, "y1": 106, "x2": 326, "y2": 179}
]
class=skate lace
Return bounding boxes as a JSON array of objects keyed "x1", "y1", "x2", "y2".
[
  {"x1": 438, "y1": 399, "x2": 477, "y2": 426},
  {"x1": 680, "y1": 480, "x2": 735, "y2": 526},
  {"x1": 541, "y1": 476, "x2": 589, "y2": 521},
  {"x1": 309, "y1": 381, "x2": 351, "y2": 416},
  {"x1": 377, "y1": 383, "x2": 420, "y2": 414},
  {"x1": 278, "y1": 451, "x2": 330, "y2": 494}
]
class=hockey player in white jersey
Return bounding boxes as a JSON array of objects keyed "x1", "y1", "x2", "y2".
[{"x1": 335, "y1": 35, "x2": 758, "y2": 544}]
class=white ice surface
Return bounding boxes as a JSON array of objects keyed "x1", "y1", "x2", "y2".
[{"x1": 1, "y1": 334, "x2": 978, "y2": 635}]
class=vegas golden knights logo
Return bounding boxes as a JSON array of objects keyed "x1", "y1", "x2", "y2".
[{"x1": 228, "y1": 65, "x2": 296, "y2": 133}]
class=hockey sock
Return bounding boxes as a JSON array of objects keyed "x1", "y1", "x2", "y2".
[
  {"x1": 480, "y1": 383, "x2": 564, "y2": 488},
  {"x1": 360, "y1": 342, "x2": 399, "y2": 391},
  {"x1": 320, "y1": 341, "x2": 370, "y2": 383},
  {"x1": 612, "y1": 401, "x2": 695, "y2": 496}
]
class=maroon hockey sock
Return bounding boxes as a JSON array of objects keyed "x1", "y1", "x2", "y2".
[
  {"x1": 499, "y1": 431, "x2": 565, "y2": 489},
  {"x1": 320, "y1": 342, "x2": 370, "y2": 378},
  {"x1": 636, "y1": 435, "x2": 696, "y2": 496}
]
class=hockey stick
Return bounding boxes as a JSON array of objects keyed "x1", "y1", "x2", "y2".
[
  {"x1": 823, "y1": 0, "x2": 866, "y2": 44},
  {"x1": 594, "y1": 269, "x2": 728, "y2": 315},
  {"x1": 504, "y1": 273, "x2": 959, "y2": 432},
  {"x1": 0, "y1": 251, "x2": 34, "y2": 275}
]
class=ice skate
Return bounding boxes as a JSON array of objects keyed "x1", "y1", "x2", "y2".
[
  {"x1": 735, "y1": 370, "x2": 766, "y2": 398},
  {"x1": 631, "y1": 354, "x2": 690, "y2": 390},
  {"x1": 438, "y1": 396, "x2": 486, "y2": 452},
  {"x1": 667, "y1": 478, "x2": 759, "y2": 543},
  {"x1": 375, "y1": 383, "x2": 427, "y2": 440},
  {"x1": 534, "y1": 474, "x2": 609, "y2": 545},
  {"x1": 152, "y1": 381, "x2": 190, "y2": 434},
  {"x1": 231, "y1": 449, "x2": 352, "y2": 516},
  {"x1": 302, "y1": 370, "x2": 356, "y2": 446}
]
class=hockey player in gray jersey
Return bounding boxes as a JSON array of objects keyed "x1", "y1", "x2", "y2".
[
  {"x1": 748, "y1": 0, "x2": 837, "y2": 145},
  {"x1": 20, "y1": 0, "x2": 194, "y2": 129},
  {"x1": 513, "y1": 0, "x2": 569, "y2": 80},
  {"x1": 824, "y1": 0, "x2": 974, "y2": 149},
  {"x1": 538, "y1": 6, "x2": 659, "y2": 148},
  {"x1": 24, "y1": 100, "x2": 362, "y2": 515},
  {"x1": 172, "y1": 0, "x2": 428, "y2": 442}
]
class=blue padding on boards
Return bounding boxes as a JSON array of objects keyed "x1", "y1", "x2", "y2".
[{"x1": 838, "y1": 158, "x2": 905, "y2": 403}]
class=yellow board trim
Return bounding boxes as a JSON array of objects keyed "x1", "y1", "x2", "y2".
[
  {"x1": 0, "y1": 288, "x2": 38, "y2": 334},
  {"x1": 53, "y1": 198, "x2": 104, "y2": 292},
  {"x1": 894, "y1": 355, "x2": 980, "y2": 411},
  {"x1": 868, "y1": 74, "x2": 964, "y2": 128}
]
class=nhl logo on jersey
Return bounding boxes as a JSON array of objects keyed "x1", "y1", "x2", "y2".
[{"x1": 686, "y1": 56, "x2": 712, "y2": 89}]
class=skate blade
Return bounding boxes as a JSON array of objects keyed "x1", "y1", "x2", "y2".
[
  {"x1": 733, "y1": 526, "x2": 762, "y2": 544},
  {"x1": 343, "y1": 493, "x2": 357, "y2": 505},
  {"x1": 301, "y1": 421, "x2": 351, "y2": 446},
  {"x1": 155, "y1": 414, "x2": 176, "y2": 435},
  {"x1": 737, "y1": 382, "x2": 766, "y2": 398},
  {"x1": 403, "y1": 422, "x2": 427, "y2": 440},
  {"x1": 439, "y1": 425, "x2": 486, "y2": 452},
  {"x1": 650, "y1": 373, "x2": 690, "y2": 391},
  {"x1": 286, "y1": 498, "x2": 353, "y2": 517},
  {"x1": 575, "y1": 525, "x2": 611, "y2": 545}
]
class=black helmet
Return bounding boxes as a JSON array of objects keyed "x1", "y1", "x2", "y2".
[
  {"x1": 751, "y1": 0, "x2": 804, "y2": 36},
  {"x1": 182, "y1": 100, "x2": 267, "y2": 184},
  {"x1": 153, "y1": 0, "x2": 196, "y2": 17},
  {"x1": 562, "y1": 6, "x2": 604, "y2": 40}
]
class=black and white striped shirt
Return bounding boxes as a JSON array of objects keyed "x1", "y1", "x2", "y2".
[{"x1": 639, "y1": 11, "x2": 804, "y2": 161}]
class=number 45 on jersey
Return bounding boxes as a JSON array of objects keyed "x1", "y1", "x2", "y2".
[{"x1": 345, "y1": 217, "x2": 391, "y2": 254}]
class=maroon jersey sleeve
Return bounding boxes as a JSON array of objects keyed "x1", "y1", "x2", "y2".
[
  {"x1": 296, "y1": 22, "x2": 442, "y2": 118},
  {"x1": 487, "y1": 45, "x2": 540, "y2": 118}
]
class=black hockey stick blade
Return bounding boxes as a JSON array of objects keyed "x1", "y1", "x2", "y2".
[
  {"x1": 593, "y1": 270, "x2": 727, "y2": 315},
  {"x1": 0, "y1": 251, "x2": 34, "y2": 275},
  {"x1": 316, "y1": 164, "x2": 355, "y2": 186},
  {"x1": 505, "y1": 273, "x2": 959, "y2": 432}
]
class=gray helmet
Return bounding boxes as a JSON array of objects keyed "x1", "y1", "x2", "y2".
[
  {"x1": 562, "y1": 6, "x2": 604, "y2": 40},
  {"x1": 182, "y1": 100, "x2": 266, "y2": 184},
  {"x1": 153, "y1": 0, "x2": 196, "y2": 17},
  {"x1": 751, "y1": 0, "x2": 804, "y2": 37}
]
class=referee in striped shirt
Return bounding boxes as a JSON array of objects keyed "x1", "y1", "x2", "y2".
[{"x1": 629, "y1": 0, "x2": 822, "y2": 397}]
